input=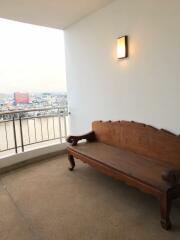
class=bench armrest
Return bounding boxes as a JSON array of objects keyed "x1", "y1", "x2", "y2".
[
  {"x1": 162, "y1": 169, "x2": 180, "y2": 186},
  {"x1": 67, "y1": 131, "x2": 96, "y2": 146}
]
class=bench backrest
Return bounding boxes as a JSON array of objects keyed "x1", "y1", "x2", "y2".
[{"x1": 92, "y1": 121, "x2": 180, "y2": 168}]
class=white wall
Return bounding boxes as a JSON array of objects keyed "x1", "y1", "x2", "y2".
[{"x1": 65, "y1": 0, "x2": 180, "y2": 135}]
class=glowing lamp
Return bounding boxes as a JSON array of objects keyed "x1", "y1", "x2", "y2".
[{"x1": 117, "y1": 36, "x2": 128, "y2": 59}]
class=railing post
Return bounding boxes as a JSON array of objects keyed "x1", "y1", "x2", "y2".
[
  {"x1": 63, "y1": 108, "x2": 67, "y2": 138},
  {"x1": 12, "y1": 116, "x2": 18, "y2": 154},
  {"x1": 4, "y1": 122, "x2": 9, "y2": 150},
  {"x1": 58, "y1": 108, "x2": 62, "y2": 143},
  {"x1": 19, "y1": 115, "x2": 24, "y2": 152}
]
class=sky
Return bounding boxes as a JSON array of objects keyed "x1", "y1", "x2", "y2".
[{"x1": 0, "y1": 18, "x2": 67, "y2": 93}]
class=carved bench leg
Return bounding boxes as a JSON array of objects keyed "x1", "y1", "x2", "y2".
[
  {"x1": 68, "y1": 154, "x2": 75, "y2": 171},
  {"x1": 160, "y1": 192, "x2": 172, "y2": 230}
]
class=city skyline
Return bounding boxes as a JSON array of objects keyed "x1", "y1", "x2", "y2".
[
  {"x1": 0, "y1": 18, "x2": 67, "y2": 93},
  {"x1": 0, "y1": 91, "x2": 68, "y2": 112}
]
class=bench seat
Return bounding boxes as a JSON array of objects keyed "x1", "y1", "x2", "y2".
[
  {"x1": 67, "y1": 121, "x2": 180, "y2": 230},
  {"x1": 68, "y1": 142, "x2": 171, "y2": 191}
]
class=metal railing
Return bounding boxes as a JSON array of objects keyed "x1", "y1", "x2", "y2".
[{"x1": 0, "y1": 107, "x2": 69, "y2": 156}]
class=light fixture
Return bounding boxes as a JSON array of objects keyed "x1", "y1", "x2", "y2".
[{"x1": 117, "y1": 36, "x2": 128, "y2": 59}]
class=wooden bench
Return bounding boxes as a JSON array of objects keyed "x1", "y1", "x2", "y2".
[{"x1": 67, "y1": 121, "x2": 180, "y2": 230}]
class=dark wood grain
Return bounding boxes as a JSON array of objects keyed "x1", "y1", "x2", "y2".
[{"x1": 67, "y1": 120, "x2": 180, "y2": 230}]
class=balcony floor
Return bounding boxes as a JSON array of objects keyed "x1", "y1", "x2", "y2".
[{"x1": 0, "y1": 154, "x2": 180, "y2": 240}]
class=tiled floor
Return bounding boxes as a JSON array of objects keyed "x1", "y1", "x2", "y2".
[{"x1": 0, "y1": 154, "x2": 180, "y2": 240}]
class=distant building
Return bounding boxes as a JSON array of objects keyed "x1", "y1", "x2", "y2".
[{"x1": 14, "y1": 92, "x2": 29, "y2": 105}]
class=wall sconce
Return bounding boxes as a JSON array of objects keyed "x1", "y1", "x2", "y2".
[{"x1": 117, "y1": 36, "x2": 128, "y2": 59}]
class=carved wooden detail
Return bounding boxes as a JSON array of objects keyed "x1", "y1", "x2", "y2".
[
  {"x1": 67, "y1": 131, "x2": 96, "y2": 146},
  {"x1": 68, "y1": 154, "x2": 75, "y2": 171},
  {"x1": 160, "y1": 192, "x2": 172, "y2": 230},
  {"x1": 162, "y1": 170, "x2": 180, "y2": 186}
]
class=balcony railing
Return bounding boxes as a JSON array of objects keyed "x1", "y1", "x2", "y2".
[{"x1": 0, "y1": 107, "x2": 69, "y2": 157}]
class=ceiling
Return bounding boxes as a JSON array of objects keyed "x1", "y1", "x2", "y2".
[{"x1": 0, "y1": 0, "x2": 114, "y2": 29}]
